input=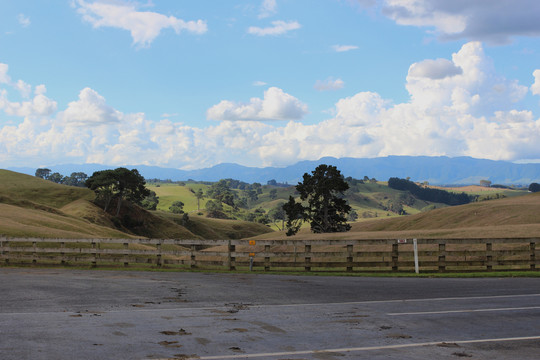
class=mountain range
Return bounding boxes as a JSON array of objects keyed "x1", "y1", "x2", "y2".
[{"x1": 7, "y1": 156, "x2": 540, "y2": 185}]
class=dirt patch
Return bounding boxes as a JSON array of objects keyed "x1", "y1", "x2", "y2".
[
  {"x1": 160, "y1": 329, "x2": 192, "y2": 336},
  {"x1": 158, "y1": 340, "x2": 183, "y2": 348},
  {"x1": 386, "y1": 333, "x2": 412, "y2": 339},
  {"x1": 196, "y1": 338, "x2": 211, "y2": 345},
  {"x1": 225, "y1": 328, "x2": 248, "y2": 333}
]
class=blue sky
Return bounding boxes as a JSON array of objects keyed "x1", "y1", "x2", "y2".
[{"x1": 1, "y1": 0, "x2": 540, "y2": 170}]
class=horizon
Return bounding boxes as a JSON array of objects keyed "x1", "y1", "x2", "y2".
[
  {"x1": 8, "y1": 154, "x2": 540, "y2": 173},
  {"x1": 7, "y1": 155, "x2": 540, "y2": 186},
  {"x1": 2, "y1": 1, "x2": 540, "y2": 170}
]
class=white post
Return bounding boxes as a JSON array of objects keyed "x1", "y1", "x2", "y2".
[{"x1": 413, "y1": 238, "x2": 419, "y2": 274}]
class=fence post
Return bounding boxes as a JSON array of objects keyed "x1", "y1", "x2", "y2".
[
  {"x1": 264, "y1": 244, "x2": 270, "y2": 271},
  {"x1": 346, "y1": 244, "x2": 353, "y2": 272},
  {"x1": 91, "y1": 240, "x2": 97, "y2": 268},
  {"x1": 413, "y1": 238, "x2": 419, "y2": 274},
  {"x1": 61, "y1": 242, "x2": 66, "y2": 265},
  {"x1": 305, "y1": 244, "x2": 311, "y2": 272},
  {"x1": 391, "y1": 243, "x2": 398, "y2": 271},
  {"x1": 486, "y1": 243, "x2": 493, "y2": 271},
  {"x1": 190, "y1": 244, "x2": 196, "y2": 269},
  {"x1": 31, "y1": 241, "x2": 37, "y2": 265},
  {"x1": 2, "y1": 239, "x2": 8, "y2": 264},
  {"x1": 156, "y1": 241, "x2": 162, "y2": 267},
  {"x1": 531, "y1": 242, "x2": 536, "y2": 270},
  {"x1": 228, "y1": 241, "x2": 236, "y2": 271},
  {"x1": 438, "y1": 242, "x2": 446, "y2": 272},
  {"x1": 123, "y1": 242, "x2": 129, "y2": 267}
]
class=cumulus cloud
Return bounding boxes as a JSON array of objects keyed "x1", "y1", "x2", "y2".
[
  {"x1": 248, "y1": 20, "x2": 300, "y2": 36},
  {"x1": 0, "y1": 89, "x2": 58, "y2": 118},
  {"x1": 314, "y1": 78, "x2": 345, "y2": 91},
  {"x1": 531, "y1": 69, "x2": 540, "y2": 96},
  {"x1": 60, "y1": 87, "x2": 122, "y2": 126},
  {"x1": 408, "y1": 58, "x2": 462, "y2": 80},
  {"x1": 1, "y1": 42, "x2": 540, "y2": 169},
  {"x1": 0, "y1": 64, "x2": 57, "y2": 117},
  {"x1": 332, "y1": 44, "x2": 359, "y2": 52},
  {"x1": 253, "y1": 80, "x2": 267, "y2": 86},
  {"x1": 406, "y1": 42, "x2": 528, "y2": 114},
  {"x1": 258, "y1": 0, "x2": 277, "y2": 19},
  {"x1": 380, "y1": 0, "x2": 540, "y2": 44},
  {"x1": 74, "y1": 0, "x2": 207, "y2": 47},
  {"x1": 0, "y1": 64, "x2": 11, "y2": 84},
  {"x1": 207, "y1": 87, "x2": 308, "y2": 121}
]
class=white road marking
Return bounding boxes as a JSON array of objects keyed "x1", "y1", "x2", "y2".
[
  {"x1": 179, "y1": 336, "x2": 540, "y2": 360},
  {"x1": 388, "y1": 306, "x2": 540, "y2": 316},
  {"x1": 265, "y1": 293, "x2": 540, "y2": 308}
]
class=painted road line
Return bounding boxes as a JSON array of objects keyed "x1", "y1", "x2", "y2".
[
  {"x1": 178, "y1": 336, "x2": 540, "y2": 360},
  {"x1": 388, "y1": 306, "x2": 540, "y2": 316},
  {"x1": 267, "y1": 293, "x2": 540, "y2": 308}
]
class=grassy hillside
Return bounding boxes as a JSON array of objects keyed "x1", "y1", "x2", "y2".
[
  {"x1": 251, "y1": 192, "x2": 540, "y2": 240},
  {"x1": 158, "y1": 211, "x2": 273, "y2": 239},
  {"x1": 0, "y1": 170, "x2": 272, "y2": 239},
  {"x1": 0, "y1": 169, "x2": 94, "y2": 208},
  {"x1": 148, "y1": 183, "x2": 209, "y2": 212}
]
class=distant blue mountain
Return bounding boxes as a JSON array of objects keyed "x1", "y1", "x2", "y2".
[{"x1": 7, "y1": 156, "x2": 540, "y2": 185}]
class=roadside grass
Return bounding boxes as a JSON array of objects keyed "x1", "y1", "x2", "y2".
[{"x1": 2, "y1": 263, "x2": 539, "y2": 278}]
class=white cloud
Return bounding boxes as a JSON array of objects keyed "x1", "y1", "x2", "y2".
[
  {"x1": 60, "y1": 87, "x2": 122, "y2": 126},
  {"x1": 17, "y1": 14, "x2": 31, "y2": 28},
  {"x1": 408, "y1": 58, "x2": 462, "y2": 80},
  {"x1": 161, "y1": 113, "x2": 178, "y2": 118},
  {"x1": 253, "y1": 80, "x2": 267, "y2": 86},
  {"x1": 248, "y1": 20, "x2": 300, "y2": 36},
  {"x1": 381, "y1": 0, "x2": 540, "y2": 44},
  {"x1": 207, "y1": 87, "x2": 308, "y2": 121},
  {"x1": 75, "y1": 0, "x2": 207, "y2": 47},
  {"x1": 1, "y1": 42, "x2": 540, "y2": 169},
  {"x1": 0, "y1": 67, "x2": 57, "y2": 118},
  {"x1": 406, "y1": 42, "x2": 528, "y2": 114},
  {"x1": 531, "y1": 69, "x2": 540, "y2": 96},
  {"x1": 314, "y1": 78, "x2": 345, "y2": 91},
  {"x1": 0, "y1": 63, "x2": 11, "y2": 84},
  {"x1": 259, "y1": 0, "x2": 277, "y2": 19},
  {"x1": 332, "y1": 44, "x2": 359, "y2": 52}
]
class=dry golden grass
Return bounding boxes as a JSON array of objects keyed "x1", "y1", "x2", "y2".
[
  {"x1": 0, "y1": 170, "x2": 93, "y2": 208},
  {"x1": 0, "y1": 203, "x2": 135, "y2": 238},
  {"x1": 251, "y1": 192, "x2": 540, "y2": 240}
]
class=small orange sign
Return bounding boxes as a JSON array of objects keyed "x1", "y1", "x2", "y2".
[
  {"x1": 249, "y1": 240, "x2": 256, "y2": 245},
  {"x1": 249, "y1": 253, "x2": 255, "y2": 257}
]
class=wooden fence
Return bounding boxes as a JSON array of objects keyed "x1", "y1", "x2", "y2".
[{"x1": 0, "y1": 237, "x2": 538, "y2": 273}]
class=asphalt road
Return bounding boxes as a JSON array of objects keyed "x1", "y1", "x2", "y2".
[{"x1": 0, "y1": 268, "x2": 539, "y2": 359}]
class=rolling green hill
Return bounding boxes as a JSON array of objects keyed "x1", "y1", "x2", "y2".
[{"x1": 0, "y1": 170, "x2": 272, "y2": 239}]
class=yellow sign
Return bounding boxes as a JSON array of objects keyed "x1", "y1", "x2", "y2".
[{"x1": 249, "y1": 240, "x2": 256, "y2": 245}]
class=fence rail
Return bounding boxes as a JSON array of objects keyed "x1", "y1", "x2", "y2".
[{"x1": 1, "y1": 237, "x2": 539, "y2": 273}]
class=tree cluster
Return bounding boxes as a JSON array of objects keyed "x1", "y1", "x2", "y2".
[
  {"x1": 35, "y1": 168, "x2": 88, "y2": 187},
  {"x1": 85, "y1": 168, "x2": 150, "y2": 216},
  {"x1": 530, "y1": 183, "x2": 540, "y2": 192},
  {"x1": 387, "y1": 177, "x2": 472, "y2": 205}
]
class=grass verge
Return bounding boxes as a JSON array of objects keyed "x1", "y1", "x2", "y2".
[{"x1": 1, "y1": 263, "x2": 539, "y2": 278}]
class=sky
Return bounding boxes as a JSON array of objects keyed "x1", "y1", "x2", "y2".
[{"x1": 1, "y1": 0, "x2": 540, "y2": 170}]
